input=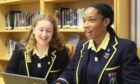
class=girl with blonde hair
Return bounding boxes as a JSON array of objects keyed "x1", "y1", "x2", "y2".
[{"x1": 6, "y1": 14, "x2": 69, "y2": 84}]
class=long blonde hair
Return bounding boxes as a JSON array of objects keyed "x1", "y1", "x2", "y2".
[{"x1": 24, "y1": 14, "x2": 64, "y2": 53}]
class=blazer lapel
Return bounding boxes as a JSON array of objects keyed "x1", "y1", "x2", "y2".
[
  {"x1": 76, "y1": 41, "x2": 89, "y2": 84},
  {"x1": 24, "y1": 51, "x2": 32, "y2": 77},
  {"x1": 98, "y1": 37, "x2": 118, "y2": 84},
  {"x1": 44, "y1": 48, "x2": 57, "y2": 79},
  {"x1": 24, "y1": 47, "x2": 57, "y2": 79}
]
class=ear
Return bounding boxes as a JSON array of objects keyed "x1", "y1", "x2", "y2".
[{"x1": 103, "y1": 18, "x2": 110, "y2": 27}]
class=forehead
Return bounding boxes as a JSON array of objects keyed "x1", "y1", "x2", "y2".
[
  {"x1": 83, "y1": 7, "x2": 100, "y2": 18},
  {"x1": 36, "y1": 20, "x2": 53, "y2": 28},
  {"x1": 37, "y1": 20, "x2": 52, "y2": 25}
]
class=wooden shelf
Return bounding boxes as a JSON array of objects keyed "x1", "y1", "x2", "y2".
[
  {"x1": 44, "y1": 0, "x2": 81, "y2": 3},
  {"x1": 0, "y1": 0, "x2": 39, "y2": 5},
  {"x1": 59, "y1": 28, "x2": 84, "y2": 33},
  {"x1": 0, "y1": 0, "x2": 21, "y2": 4},
  {"x1": 0, "y1": 57, "x2": 10, "y2": 61},
  {"x1": 0, "y1": 29, "x2": 29, "y2": 33}
]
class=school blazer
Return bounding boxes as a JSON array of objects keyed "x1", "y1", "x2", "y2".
[
  {"x1": 6, "y1": 44, "x2": 69, "y2": 83},
  {"x1": 59, "y1": 35, "x2": 140, "y2": 84}
]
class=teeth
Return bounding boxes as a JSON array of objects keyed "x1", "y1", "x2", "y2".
[
  {"x1": 40, "y1": 37, "x2": 47, "y2": 39},
  {"x1": 40, "y1": 38, "x2": 47, "y2": 40}
]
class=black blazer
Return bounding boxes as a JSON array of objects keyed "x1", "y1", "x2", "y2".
[
  {"x1": 58, "y1": 35, "x2": 140, "y2": 84},
  {"x1": 6, "y1": 44, "x2": 69, "y2": 84}
]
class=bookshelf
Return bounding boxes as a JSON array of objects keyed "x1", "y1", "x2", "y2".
[{"x1": 0, "y1": 0, "x2": 130, "y2": 72}]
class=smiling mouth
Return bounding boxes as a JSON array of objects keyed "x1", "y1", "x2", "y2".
[
  {"x1": 40, "y1": 37, "x2": 48, "y2": 40},
  {"x1": 85, "y1": 31, "x2": 93, "y2": 35}
]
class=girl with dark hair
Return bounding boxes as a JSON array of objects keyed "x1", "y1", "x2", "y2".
[
  {"x1": 6, "y1": 14, "x2": 69, "y2": 84},
  {"x1": 55, "y1": 3, "x2": 140, "y2": 84}
]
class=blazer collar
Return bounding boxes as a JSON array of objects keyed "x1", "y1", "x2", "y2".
[
  {"x1": 32, "y1": 47, "x2": 49, "y2": 59},
  {"x1": 88, "y1": 32, "x2": 110, "y2": 53}
]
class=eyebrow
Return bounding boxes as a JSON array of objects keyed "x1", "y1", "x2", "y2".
[
  {"x1": 39, "y1": 27, "x2": 53, "y2": 29},
  {"x1": 83, "y1": 16, "x2": 95, "y2": 19}
]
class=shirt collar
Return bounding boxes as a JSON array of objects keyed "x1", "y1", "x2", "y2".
[
  {"x1": 33, "y1": 47, "x2": 49, "y2": 59},
  {"x1": 88, "y1": 32, "x2": 110, "y2": 52}
]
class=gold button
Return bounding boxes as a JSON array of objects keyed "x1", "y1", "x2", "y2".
[{"x1": 48, "y1": 61, "x2": 51, "y2": 65}]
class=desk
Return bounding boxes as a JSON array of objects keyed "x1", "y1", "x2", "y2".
[{"x1": 0, "y1": 77, "x2": 4, "y2": 84}]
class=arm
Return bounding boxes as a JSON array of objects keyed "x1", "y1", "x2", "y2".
[
  {"x1": 56, "y1": 49, "x2": 79, "y2": 84},
  {"x1": 6, "y1": 44, "x2": 24, "y2": 74},
  {"x1": 50, "y1": 47, "x2": 69, "y2": 83},
  {"x1": 55, "y1": 41, "x2": 85, "y2": 84},
  {"x1": 121, "y1": 41, "x2": 140, "y2": 84},
  {"x1": 61, "y1": 47, "x2": 69, "y2": 70}
]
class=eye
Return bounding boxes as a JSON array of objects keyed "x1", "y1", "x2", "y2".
[
  {"x1": 46, "y1": 29, "x2": 53, "y2": 33},
  {"x1": 37, "y1": 27, "x2": 44, "y2": 32},
  {"x1": 46, "y1": 30, "x2": 51, "y2": 32},
  {"x1": 89, "y1": 18, "x2": 96, "y2": 23},
  {"x1": 39, "y1": 29, "x2": 44, "y2": 32}
]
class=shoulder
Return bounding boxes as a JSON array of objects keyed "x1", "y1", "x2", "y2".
[
  {"x1": 117, "y1": 38, "x2": 137, "y2": 52},
  {"x1": 58, "y1": 46, "x2": 68, "y2": 52},
  {"x1": 50, "y1": 46, "x2": 68, "y2": 55},
  {"x1": 15, "y1": 43, "x2": 25, "y2": 51},
  {"x1": 76, "y1": 40, "x2": 89, "y2": 50},
  {"x1": 12, "y1": 43, "x2": 25, "y2": 58},
  {"x1": 10, "y1": 43, "x2": 25, "y2": 61},
  {"x1": 118, "y1": 38, "x2": 136, "y2": 47}
]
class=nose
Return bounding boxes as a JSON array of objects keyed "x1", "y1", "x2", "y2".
[{"x1": 42, "y1": 31, "x2": 48, "y2": 36}]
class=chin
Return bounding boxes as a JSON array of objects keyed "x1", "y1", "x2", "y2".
[
  {"x1": 85, "y1": 35, "x2": 91, "y2": 39},
  {"x1": 39, "y1": 42, "x2": 48, "y2": 46},
  {"x1": 88, "y1": 38, "x2": 93, "y2": 40}
]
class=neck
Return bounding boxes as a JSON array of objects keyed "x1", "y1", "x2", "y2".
[
  {"x1": 94, "y1": 32, "x2": 107, "y2": 49},
  {"x1": 35, "y1": 44, "x2": 49, "y2": 55}
]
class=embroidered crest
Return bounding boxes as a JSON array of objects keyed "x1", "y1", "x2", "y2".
[{"x1": 108, "y1": 72, "x2": 118, "y2": 84}]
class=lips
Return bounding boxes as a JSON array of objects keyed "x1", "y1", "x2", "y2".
[
  {"x1": 41, "y1": 38, "x2": 47, "y2": 40},
  {"x1": 40, "y1": 37, "x2": 48, "y2": 40},
  {"x1": 85, "y1": 30, "x2": 93, "y2": 39},
  {"x1": 85, "y1": 30, "x2": 93, "y2": 36}
]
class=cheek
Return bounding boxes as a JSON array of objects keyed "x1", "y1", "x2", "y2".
[
  {"x1": 91, "y1": 22, "x2": 103, "y2": 32},
  {"x1": 34, "y1": 32, "x2": 40, "y2": 38},
  {"x1": 48, "y1": 33, "x2": 53, "y2": 39},
  {"x1": 86, "y1": 25, "x2": 99, "y2": 39},
  {"x1": 49, "y1": 35, "x2": 53, "y2": 40},
  {"x1": 90, "y1": 23, "x2": 99, "y2": 33},
  {"x1": 91, "y1": 23, "x2": 99, "y2": 29},
  {"x1": 34, "y1": 35, "x2": 40, "y2": 42}
]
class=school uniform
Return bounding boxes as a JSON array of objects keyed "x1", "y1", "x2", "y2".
[
  {"x1": 6, "y1": 44, "x2": 69, "y2": 84},
  {"x1": 58, "y1": 32, "x2": 140, "y2": 84}
]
